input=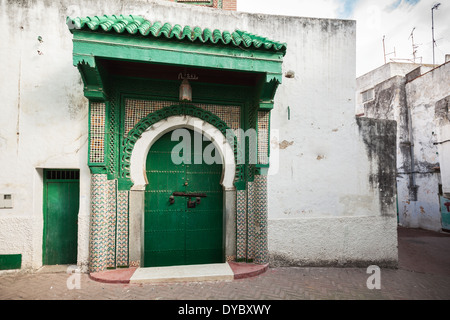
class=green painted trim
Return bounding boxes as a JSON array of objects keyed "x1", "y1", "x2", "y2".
[
  {"x1": 89, "y1": 165, "x2": 108, "y2": 174},
  {"x1": 0, "y1": 254, "x2": 22, "y2": 270},
  {"x1": 84, "y1": 89, "x2": 107, "y2": 101},
  {"x1": 234, "y1": 180, "x2": 246, "y2": 191},
  {"x1": 117, "y1": 178, "x2": 133, "y2": 191},
  {"x1": 72, "y1": 32, "x2": 283, "y2": 75},
  {"x1": 255, "y1": 165, "x2": 269, "y2": 176},
  {"x1": 258, "y1": 102, "x2": 273, "y2": 110},
  {"x1": 78, "y1": 61, "x2": 107, "y2": 101}
]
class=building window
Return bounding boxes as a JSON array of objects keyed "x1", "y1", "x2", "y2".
[{"x1": 362, "y1": 88, "x2": 374, "y2": 103}]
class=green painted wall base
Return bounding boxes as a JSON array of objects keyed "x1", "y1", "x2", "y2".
[{"x1": 0, "y1": 254, "x2": 22, "y2": 270}]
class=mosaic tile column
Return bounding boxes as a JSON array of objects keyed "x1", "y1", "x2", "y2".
[
  {"x1": 89, "y1": 175, "x2": 128, "y2": 272},
  {"x1": 89, "y1": 174, "x2": 109, "y2": 272},
  {"x1": 236, "y1": 178, "x2": 268, "y2": 264},
  {"x1": 106, "y1": 179, "x2": 117, "y2": 268},
  {"x1": 253, "y1": 175, "x2": 268, "y2": 264},
  {"x1": 116, "y1": 190, "x2": 129, "y2": 267},
  {"x1": 247, "y1": 182, "x2": 256, "y2": 261},
  {"x1": 236, "y1": 190, "x2": 247, "y2": 261}
]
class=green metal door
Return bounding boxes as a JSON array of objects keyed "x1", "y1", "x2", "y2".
[
  {"x1": 144, "y1": 130, "x2": 223, "y2": 267},
  {"x1": 43, "y1": 170, "x2": 79, "y2": 265}
]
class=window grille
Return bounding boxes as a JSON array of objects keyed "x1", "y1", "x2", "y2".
[{"x1": 45, "y1": 170, "x2": 80, "y2": 180}]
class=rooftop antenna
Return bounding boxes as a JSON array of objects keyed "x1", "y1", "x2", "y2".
[
  {"x1": 408, "y1": 27, "x2": 421, "y2": 63},
  {"x1": 383, "y1": 36, "x2": 396, "y2": 64},
  {"x1": 432, "y1": 3, "x2": 441, "y2": 65}
]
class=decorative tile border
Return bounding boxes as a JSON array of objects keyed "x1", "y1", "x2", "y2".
[
  {"x1": 247, "y1": 182, "x2": 255, "y2": 261},
  {"x1": 90, "y1": 102, "x2": 106, "y2": 163},
  {"x1": 124, "y1": 99, "x2": 241, "y2": 136},
  {"x1": 106, "y1": 179, "x2": 117, "y2": 268},
  {"x1": 253, "y1": 175, "x2": 268, "y2": 264},
  {"x1": 258, "y1": 111, "x2": 270, "y2": 165},
  {"x1": 89, "y1": 174, "x2": 108, "y2": 272},
  {"x1": 235, "y1": 176, "x2": 268, "y2": 264},
  {"x1": 116, "y1": 190, "x2": 129, "y2": 267},
  {"x1": 236, "y1": 190, "x2": 247, "y2": 260}
]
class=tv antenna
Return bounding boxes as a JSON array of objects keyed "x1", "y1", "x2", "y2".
[
  {"x1": 382, "y1": 36, "x2": 396, "y2": 64},
  {"x1": 408, "y1": 27, "x2": 422, "y2": 63},
  {"x1": 432, "y1": 3, "x2": 441, "y2": 65}
]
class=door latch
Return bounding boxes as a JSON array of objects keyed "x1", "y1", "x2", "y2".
[
  {"x1": 187, "y1": 198, "x2": 196, "y2": 208},
  {"x1": 170, "y1": 192, "x2": 207, "y2": 207}
]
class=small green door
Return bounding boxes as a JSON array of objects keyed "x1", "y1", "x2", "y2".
[
  {"x1": 144, "y1": 130, "x2": 223, "y2": 267},
  {"x1": 440, "y1": 195, "x2": 450, "y2": 231},
  {"x1": 43, "y1": 170, "x2": 79, "y2": 265}
]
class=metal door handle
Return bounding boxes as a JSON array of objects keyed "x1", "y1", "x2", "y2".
[{"x1": 172, "y1": 192, "x2": 207, "y2": 198}]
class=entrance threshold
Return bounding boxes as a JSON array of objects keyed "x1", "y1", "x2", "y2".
[
  {"x1": 130, "y1": 263, "x2": 233, "y2": 284},
  {"x1": 89, "y1": 262, "x2": 268, "y2": 284}
]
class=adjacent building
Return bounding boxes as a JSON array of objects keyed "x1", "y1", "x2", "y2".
[{"x1": 356, "y1": 59, "x2": 450, "y2": 232}]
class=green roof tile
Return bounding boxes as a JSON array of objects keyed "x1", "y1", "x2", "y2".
[{"x1": 67, "y1": 14, "x2": 287, "y2": 54}]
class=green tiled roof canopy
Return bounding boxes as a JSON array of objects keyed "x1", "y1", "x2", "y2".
[{"x1": 67, "y1": 14, "x2": 287, "y2": 55}]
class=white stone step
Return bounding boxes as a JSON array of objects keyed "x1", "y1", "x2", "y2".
[{"x1": 129, "y1": 263, "x2": 234, "y2": 284}]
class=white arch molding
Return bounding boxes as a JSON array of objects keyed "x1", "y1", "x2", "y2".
[
  {"x1": 127, "y1": 115, "x2": 237, "y2": 266},
  {"x1": 129, "y1": 115, "x2": 236, "y2": 191}
]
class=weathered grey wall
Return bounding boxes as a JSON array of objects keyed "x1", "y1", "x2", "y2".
[
  {"x1": 356, "y1": 117, "x2": 397, "y2": 218},
  {"x1": 357, "y1": 61, "x2": 450, "y2": 232},
  {"x1": 404, "y1": 62, "x2": 450, "y2": 231}
]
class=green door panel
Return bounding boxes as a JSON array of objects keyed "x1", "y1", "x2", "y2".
[
  {"x1": 43, "y1": 173, "x2": 79, "y2": 265},
  {"x1": 440, "y1": 196, "x2": 450, "y2": 230},
  {"x1": 144, "y1": 129, "x2": 223, "y2": 267}
]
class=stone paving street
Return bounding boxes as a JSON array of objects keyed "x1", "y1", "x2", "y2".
[{"x1": 0, "y1": 227, "x2": 449, "y2": 300}]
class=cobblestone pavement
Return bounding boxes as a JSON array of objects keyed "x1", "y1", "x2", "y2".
[{"x1": 0, "y1": 227, "x2": 449, "y2": 300}]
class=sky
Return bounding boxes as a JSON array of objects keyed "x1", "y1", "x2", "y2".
[{"x1": 237, "y1": 0, "x2": 450, "y2": 77}]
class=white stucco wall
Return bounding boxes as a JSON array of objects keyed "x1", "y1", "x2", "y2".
[
  {"x1": 0, "y1": 0, "x2": 92, "y2": 271},
  {"x1": 261, "y1": 15, "x2": 398, "y2": 265},
  {"x1": 0, "y1": 0, "x2": 398, "y2": 271}
]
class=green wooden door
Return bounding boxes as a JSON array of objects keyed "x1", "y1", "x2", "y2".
[
  {"x1": 43, "y1": 170, "x2": 79, "y2": 265},
  {"x1": 144, "y1": 130, "x2": 223, "y2": 267}
]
